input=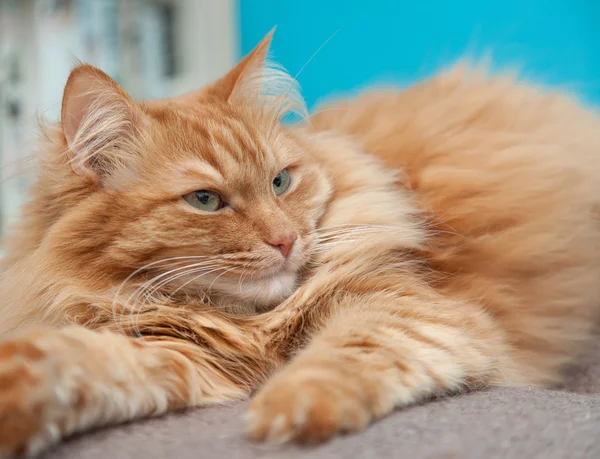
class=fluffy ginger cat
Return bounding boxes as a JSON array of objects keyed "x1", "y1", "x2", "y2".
[{"x1": 1, "y1": 31, "x2": 600, "y2": 456}]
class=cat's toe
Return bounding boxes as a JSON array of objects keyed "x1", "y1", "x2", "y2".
[{"x1": 245, "y1": 370, "x2": 370, "y2": 444}]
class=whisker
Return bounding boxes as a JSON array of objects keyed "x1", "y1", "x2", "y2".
[
  {"x1": 283, "y1": 28, "x2": 341, "y2": 114},
  {"x1": 111, "y1": 256, "x2": 214, "y2": 326},
  {"x1": 126, "y1": 260, "x2": 225, "y2": 306},
  {"x1": 116, "y1": 257, "x2": 236, "y2": 333},
  {"x1": 139, "y1": 263, "x2": 225, "y2": 306},
  {"x1": 314, "y1": 223, "x2": 404, "y2": 233},
  {"x1": 238, "y1": 262, "x2": 253, "y2": 295},
  {"x1": 169, "y1": 266, "x2": 225, "y2": 296},
  {"x1": 266, "y1": 28, "x2": 341, "y2": 133},
  {"x1": 103, "y1": 250, "x2": 273, "y2": 333},
  {"x1": 126, "y1": 261, "x2": 228, "y2": 322},
  {"x1": 315, "y1": 228, "x2": 401, "y2": 242},
  {"x1": 207, "y1": 267, "x2": 238, "y2": 296},
  {"x1": 293, "y1": 107, "x2": 346, "y2": 126},
  {"x1": 130, "y1": 265, "x2": 230, "y2": 336}
]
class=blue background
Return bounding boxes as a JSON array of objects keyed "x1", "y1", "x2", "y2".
[{"x1": 238, "y1": 1, "x2": 600, "y2": 109}]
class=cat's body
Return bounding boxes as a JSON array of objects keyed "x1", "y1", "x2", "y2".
[
  {"x1": 312, "y1": 68, "x2": 600, "y2": 384},
  {"x1": 0, "y1": 33, "x2": 599, "y2": 456}
]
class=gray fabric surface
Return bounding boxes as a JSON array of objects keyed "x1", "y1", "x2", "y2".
[{"x1": 43, "y1": 340, "x2": 600, "y2": 459}]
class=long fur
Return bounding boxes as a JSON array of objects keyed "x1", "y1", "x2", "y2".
[{"x1": 0, "y1": 34, "x2": 599, "y2": 455}]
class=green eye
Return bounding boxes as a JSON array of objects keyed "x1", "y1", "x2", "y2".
[
  {"x1": 273, "y1": 169, "x2": 291, "y2": 196},
  {"x1": 183, "y1": 190, "x2": 223, "y2": 212}
]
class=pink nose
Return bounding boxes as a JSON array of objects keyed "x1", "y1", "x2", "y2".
[{"x1": 267, "y1": 232, "x2": 297, "y2": 258}]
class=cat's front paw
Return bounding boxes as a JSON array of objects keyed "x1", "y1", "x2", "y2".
[
  {"x1": 0, "y1": 329, "x2": 67, "y2": 458},
  {"x1": 245, "y1": 365, "x2": 371, "y2": 444}
]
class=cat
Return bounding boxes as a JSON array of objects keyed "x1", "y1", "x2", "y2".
[{"x1": 1, "y1": 30, "x2": 600, "y2": 456}]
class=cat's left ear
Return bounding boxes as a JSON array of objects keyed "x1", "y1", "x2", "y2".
[
  {"x1": 204, "y1": 28, "x2": 275, "y2": 102},
  {"x1": 174, "y1": 28, "x2": 305, "y2": 118}
]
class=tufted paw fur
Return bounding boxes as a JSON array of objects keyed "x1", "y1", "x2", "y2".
[
  {"x1": 0, "y1": 330, "x2": 69, "y2": 458},
  {"x1": 245, "y1": 365, "x2": 372, "y2": 444}
]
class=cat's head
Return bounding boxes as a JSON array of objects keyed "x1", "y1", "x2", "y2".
[{"x1": 53, "y1": 31, "x2": 332, "y2": 312}]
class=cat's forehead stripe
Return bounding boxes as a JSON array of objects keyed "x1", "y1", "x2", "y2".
[
  {"x1": 221, "y1": 122, "x2": 258, "y2": 163},
  {"x1": 219, "y1": 116, "x2": 268, "y2": 164},
  {"x1": 205, "y1": 118, "x2": 277, "y2": 168},
  {"x1": 177, "y1": 161, "x2": 224, "y2": 183},
  {"x1": 208, "y1": 136, "x2": 244, "y2": 176}
]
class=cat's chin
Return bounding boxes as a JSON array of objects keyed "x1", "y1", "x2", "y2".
[{"x1": 214, "y1": 270, "x2": 299, "y2": 313}]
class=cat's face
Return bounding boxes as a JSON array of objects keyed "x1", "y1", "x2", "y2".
[
  {"x1": 118, "y1": 103, "x2": 331, "y2": 311},
  {"x1": 58, "y1": 33, "x2": 331, "y2": 312}
]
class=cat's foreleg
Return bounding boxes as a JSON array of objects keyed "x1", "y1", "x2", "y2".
[
  {"x1": 0, "y1": 325, "x2": 257, "y2": 457},
  {"x1": 246, "y1": 291, "x2": 510, "y2": 444}
]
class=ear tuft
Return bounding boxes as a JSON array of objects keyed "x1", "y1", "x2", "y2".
[
  {"x1": 203, "y1": 28, "x2": 275, "y2": 102},
  {"x1": 223, "y1": 28, "x2": 307, "y2": 120},
  {"x1": 229, "y1": 57, "x2": 308, "y2": 122},
  {"x1": 177, "y1": 28, "x2": 307, "y2": 121},
  {"x1": 61, "y1": 65, "x2": 146, "y2": 183}
]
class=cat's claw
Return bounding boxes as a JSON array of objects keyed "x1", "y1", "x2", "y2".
[{"x1": 245, "y1": 369, "x2": 371, "y2": 444}]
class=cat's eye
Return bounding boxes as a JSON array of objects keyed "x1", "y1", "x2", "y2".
[
  {"x1": 273, "y1": 169, "x2": 291, "y2": 196},
  {"x1": 182, "y1": 190, "x2": 224, "y2": 212}
]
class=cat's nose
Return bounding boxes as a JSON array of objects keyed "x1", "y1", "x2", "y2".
[{"x1": 267, "y1": 232, "x2": 297, "y2": 258}]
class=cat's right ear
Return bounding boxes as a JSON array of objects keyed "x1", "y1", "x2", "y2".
[{"x1": 61, "y1": 65, "x2": 147, "y2": 186}]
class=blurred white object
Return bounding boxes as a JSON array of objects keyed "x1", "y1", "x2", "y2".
[{"x1": 0, "y1": 0, "x2": 236, "y2": 234}]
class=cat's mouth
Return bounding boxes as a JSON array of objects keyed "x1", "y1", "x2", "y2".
[
  {"x1": 169, "y1": 239, "x2": 310, "y2": 310},
  {"x1": 253, "y1": 258, "x2": 302, "y2": 279},
  {"x1": 208, "y1": 248, "x2": 307, "y2": 309}
]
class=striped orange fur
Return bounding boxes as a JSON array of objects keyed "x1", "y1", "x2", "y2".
[{"x1": 0, "y1": 32, "x2": 599, "y2": 455}]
